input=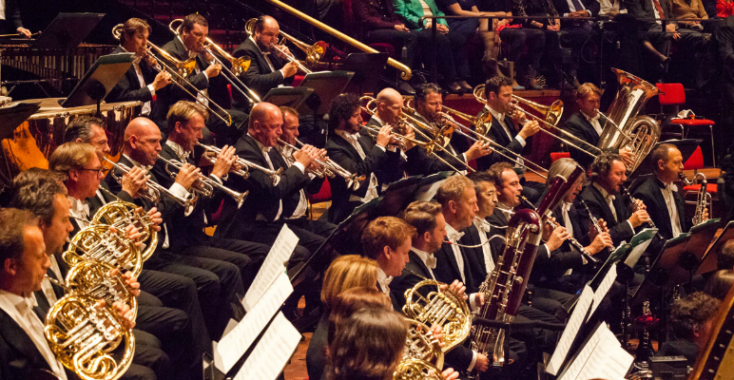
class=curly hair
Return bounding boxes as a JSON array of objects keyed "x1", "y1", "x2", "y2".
[
  {"x1": 671, "y1": 292, "x2": 720, "y2": 340},
  {"x1": 415, "y1": 83, "x2": 442, "y2": 103},
  {"x1": 589, "y1": 152, "x2": 623, "y2": 179},
  {"x1": 361, "y1": 216, "x2": 415, "y2": 260},
  {"x1": 328, "y1": 93, "x2": 361, "y2": 131},
  {"x1": 11, "y1": 169, "x2": 68, "y2": 226}
]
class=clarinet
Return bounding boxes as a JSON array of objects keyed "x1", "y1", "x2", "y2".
[{"x1": 619, "y1": 185, "x2": 657, "y2": 229}]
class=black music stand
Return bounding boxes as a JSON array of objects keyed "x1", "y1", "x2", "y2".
[
  {"x1": 697, "y1": 220, "x2": 734, "y2": 275},
  {"x1": 341, "y1": 53, "x2": 388, "y2": 95},
  {"x1": 31, "y1": 13, "x2": 105, "y2": 50},
  {"x1": 60, "y1": 54, "x2": 135, "y2": 112},
  {"x1": 632, "y1": 233, "x2": 692, "y2": 304},
  {"x1": 261, "y1": 87, "x2": 314, "y2": 115},
  {"x1": 298, "y1": 71, "x2": 355, "y2": 115}
]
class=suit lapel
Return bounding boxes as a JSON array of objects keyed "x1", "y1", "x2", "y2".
[
  {"x1": 0, "y1": 309, "x2": 50, "y2": 372},
  {"x1": 590, "y1": 186, "x2": 618, "y2": 226},
  {"x1": 408, "y1": 251, "x2": 431, "y2": 279},
  {"x1": 333, "y1": 134, "x2": 362, "y2": 163}
]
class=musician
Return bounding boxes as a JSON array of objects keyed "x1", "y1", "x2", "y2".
[
  {"x1": 232, "y1": 15, "x2": 297, "y2": 108},
  {"x1": 158, "y1": 13, "x2": 247, "y2": 144},
  {"x1": 325, "y1": 93, "x2": 400, "y2": 224},
  {"x1": 108, "y1": 18, "x2": 172, "y2": 117},
  {"x1": 575, "y1": 152, "x2": 652, "y2": 247},
  {"x1": 0, "y1": 208, "x2": 135, "y2": 380},
  {"x1": 475, "y1": 76, "x2": 540, "y2": 172},
  {"x1": 561, "y1": 83, "x2": 635, "y2": 169},
  {"x1": 661, "y1": 292, "x2": 720, "y2": 364},
  {"x1": 363, "y1": 87, "x2": 410, "y2": 183},
  {"x1": 404, "y1": 83, "x2": 492, "y2": 176},
  {"x1": 631, "y1": 143, "x2": 708, "y2": 240},
  {"x1": 0, "y1": 0, "x2": 31, "y2": 37}
]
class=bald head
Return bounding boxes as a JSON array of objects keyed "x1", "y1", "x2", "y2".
[
  {"x1": 253, "y1": 15, "x2": 280, "y2": 51},
  {"x1": 248, "y1": 102, "x2": 283, "y2": 147},
  {"x1": 376, "y1": 87, "x2": 403, "y2": 125},
  {"x1": 124, "y1": 117, "x2": 163, "y2": 166}
]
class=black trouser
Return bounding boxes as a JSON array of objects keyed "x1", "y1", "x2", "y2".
[
  {"x1": 499, "y1": 27, "x2": 545, "y2": 72},
  {"x1": 366, "y1": 28, "x2": 421, "y2": 69},
  {"x1": 179, "y1": 236, "x2": 267, "y2": 292},
  {"x1": 414, "y1": 27, "x2": 472, "y2": 81},
  {"x1": 131, "y1": 329, "x2": 172, "y2": 380}
]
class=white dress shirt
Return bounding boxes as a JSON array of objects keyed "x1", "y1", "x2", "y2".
[
  {"x1": 599, "y1": 0, "x2": 627, "y2": 16},
  {"x1": 658, "y1": 177, "x2": 683, "y2": 237},
  {"x1": 334, "y1": 129, "x2": 382, "y2": 204},
  {"x1": 445, "y1": 224, "x2": 466, "y2": 283},
  {"x1": 411, "y1": 247, "x2": 437, "y2": 280},
  {"x1": 68, "y1": 196, "x2": 91, "y2": 229},
  {"x1": 120, "y1": 45, "x2": 155, "y2": 115},
  {"x1": 249, "y1": 36, "x2": 286, "y2": 79},
  {"x1": 593, "y1": 182, "x2": 634, "y2": 231},
  {"x1": 473, "y1": 219, "x2": 495, "y2": 275},
  {"x1": 177, "y1": 36, "x2": 210, "y2": 107},
  {"x1": 278, "y1": 145, "x2": 312, "y2": 220},
  {"x1": 581, "y1": 110, "x2": 603, "y2": 136},
  {"x1": 377, "y1": 268, "x2": 393, "y2": 298}
]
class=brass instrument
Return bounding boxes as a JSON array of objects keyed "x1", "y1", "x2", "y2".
[
  {"x1": 619, "y1": 184, "x2": 657, "y2": 229},
  {"x1": 597, "y1": 68, "x2": 661, "y2": 173},
  {"x1": 44, "y1": 294, "x2": 135, "y2": 380},
  {"x1": 168, "y1": 19, "x2": 262, "y2": 105},
  {"x1": 112, "y1": 24, "x2": 233, "y2": 127},
  {"x1": 244, "y1": 17, "x2": 325, "y2": 74},
  {"x1": 157, "y1": 156, "x2": 248, "y2": 209},
  {"x1": 277, "y1": 138, "x2": 361, "y2": 191},
  {"x1": 403, "y1": 279, "x2": 472, "y2": 353},
  {"x1": 679, "y1": 172, "x2": 711, "y2": 226},
  {"x1": 62, "y1": 224, "x2": 143, "y2": 280},
  {"x1": 394, "y1": 358, "x2": 444, "y2": 380},
  {"x1": 196, "y1": 142, "x2": 284, "y2": 185},
  {"x1": 63, "y1": 261, "x2": 139, "y2": 319},
  {"x1": 103, "y1": 157, "x2": 195, "y2": 209}
]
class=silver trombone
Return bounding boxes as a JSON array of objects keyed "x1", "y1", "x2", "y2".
[
  {"x1": 103, "y1": 157, "x2": 194, "y2": 208},
  {"x1": 278, "y1": 138, "x2": 361, "y2": 191},
  {"x1": 270, "y1": 43, "x2": 312, "y2": 74},
  {"x1": 196, "y1": 142, "x2": 284, "y2": 186},
  {"x1": 156, "y1": 156, "x2": 248, "y2": 209}
]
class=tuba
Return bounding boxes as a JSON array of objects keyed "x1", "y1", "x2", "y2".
[
  {"x1": 403, "y1": 279, "x2": 472, "y2": 353},
  {"x1": 597, "y1": 68, "x2": 661, "y2": 173},
  {"x1": 679, "y1": 172, "x2": 712, "y2": 226},
  {"x1": 62, "y1": 224, "x2": 143, "y2": 277},
  {"x1": 44, "y1": 294, "x2": 135, "y2": 380}
]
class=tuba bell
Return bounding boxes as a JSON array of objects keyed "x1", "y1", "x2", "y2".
[{"x1": 597, "y1": 68, "x2": 661, "y2": 173}]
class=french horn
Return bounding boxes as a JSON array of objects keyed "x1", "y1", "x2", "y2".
[
  {"x1": 92, "y1": 198, "x2": 157, "y2": 263},
  {"x1": 62, "y1": 224, "x2": 142, "y2": 277},
  {"x1": 65, "y1": 261, "x2": 139, "y2": 319},
  {"x1": 394, "y1": 319, "x2": 444, "y2": 380}
]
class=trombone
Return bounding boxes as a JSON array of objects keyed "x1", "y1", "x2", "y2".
[
  {"x1": 103, "y1": 157, "x2": 194, "y2": 208},
  {"x1": 111, "y1": 24, "x2": 233, "y2": 127},
  {"x1": 244, "y1": 17, "x2": 326, "y2": 74},
  {"x1": 157, "y1": 156, "x2": 248, "y2": 209},
  {"x1": 169, "y1": 19, "x2": 262, "y2": 106},
  {"x1": 196, "y1": 142, "x2": 284, "y2": 185},
  {"x1": 277, "y1": 138, "x2": 361, "y2": 191}
]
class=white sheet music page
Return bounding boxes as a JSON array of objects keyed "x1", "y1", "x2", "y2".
[
  {"x1": 217, "y1": 271, "x2": 294, "y2": 373},
  {"x1": 575, "y1": 325, "x2": 633, "y2": 380},
  {"x1": 243, "y1": 224, "x2": 299, "y2": 311},
  {"x1": 233, "y1": 312, "x2": 301, "y2": 380},
  {"x1": 546, "y1": 285, "x2": 594, "y2": 375},
  {"x1": 588, "y1": 264, "x2": 617, "y2": 320}
]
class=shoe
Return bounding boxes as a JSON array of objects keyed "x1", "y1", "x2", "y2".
[
  {"x1": 459, "y1": 80, "x2": 473, "y2": 92},
  {"x1": 447, "y1": 81, "x2": 463, "y2": 94},
  {"x1": 398, "y1": 81, "x2": 416, "y2": 95}
]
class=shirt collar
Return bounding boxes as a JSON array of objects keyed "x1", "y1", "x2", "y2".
[
  {"x1": 122, "y1": 154, "x2": 152, "y2": 172},
  {"x1": 473, "y1": 218, "x2": 491, "y2": 233},
  {"x1": 248, "y1": 133, "x2": 272, "y2": 153},
  {"x1": 165, "y1": 140, "x2": 190, "y2": 161},
  {"x1": 561, "y1": 200, "x2": 573, "y2": 213},
  {"x1": 334, "y1": 129, "x2": 361, "y2": 142},
  {"x1": 487, "y1": 105, "x2": 504, "y2": 121},
  {"x1": 593, "y1": 182, "x2": 615, "y2": 201},
  {"x1": 445, "y1": 223, "x2": 464, "y2": 242},
  {"x1": 411, "y1": 247, "x2": 437, "y2": 269},
  {"x1": 655, "y1": 174, "x2": 678, "y2": 192},
  {"x1": 68, "y1": 196, "x2": 90, "y2": 219},
  {"x1": 377, "y1": 267, "x2": 393, "y2": 289},
  {"x1": 581, "y1": 110, "x2": 600, "y2": 123}
]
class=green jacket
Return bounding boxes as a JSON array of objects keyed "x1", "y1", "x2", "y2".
[{"x1": 392, "y1": 0, "x2": 449, "y2": 30}]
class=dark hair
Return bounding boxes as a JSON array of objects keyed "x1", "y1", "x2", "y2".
[
  {"x1": 705, "y1": 270, "x2": 734, "y2": 300},
  {"x1": 402, "y1": 200, "x2": 443, "y2": 237},
  {"x1": 468, "y1": 171, "x2": 496, "y2": 186},
  {"x1": 589, "y1": 152, "x2": 623, "y2": 179},
  {"x1": 64, "y1": 116, "x2": 104, "y2": 144},
  {"x1": 415, "y1": 83, "x2": 442, "y2": 103},
  {"x1": 650, "y1": 143, "x2": 675, "y2": 172},
  {"x1": 0, "y1": 208, "x2": 39, "y2": 268},
  {"x1": 11, "y1": 169, "x2": 68, "y2": 226},
  {"x1": 670, "y1": 292, "x2": 720, "y2": 340},
  {"x1": 484, "y1": 76, "x2": 513, "y2": 98},
  {"x1": 328, "y1": 306, "x2": 406, "y2": 380},
  {"x1": 328, "y1": 93, "x2": 361, "y2": 131},
  {"x1": 252, "y1": 16, "x2": 275, "y2": 34},
  {"x1": 120, "y1": 18, "x2": 151, "y2": 44},
  {"x1": 487, "y1": 162, "x2": 514, "y2": 191},
  {"x1": 327, "y1": 286, "x2": 391, "y2": 345},
  {"x1": 718, "y1": 240, "x2": 734, "y2": 270},
  {"x1": 181, "y1": 14, "x2": 207, "y2": 33}
]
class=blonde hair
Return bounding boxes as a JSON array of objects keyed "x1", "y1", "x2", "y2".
[
  {"x1": 321, "y1": 255, "x2": 380, "y2": 310},
  {"x1": 167, "y1": 100, "x2": 209, "y2": 128},
  {"x1": 435, "y1": 175, "x2": 475, "y2": 206},
  {"x1": 547, "y1": 158, "x2": 585, "y2": 185},
  {"x1": 361, "y1": 217, "x2": 416, "y2": 260},
  {"x1": 48, "y1": 142, "x2": 97, "y2": 180}
]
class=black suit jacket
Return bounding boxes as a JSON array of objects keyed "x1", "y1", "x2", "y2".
[
  {"x1": 0, "y1": 0, "x2": 23, "y2": 33},
  {"x1": 325, "y1": 132, "x2": 389, "y2": 223},
  {"x1": 626, "y1": 0, "x2": 672, "y2": 30},
  {"x1": 107, "y1": 45, "x2": 159, "y2": 106},
  {"x1": 433, "y1": 240, "x2": 479, "y2": 294},
  {"x1": 562, "y1": 112, "x2": 621, "y2": 169},
  {"x1": 395, "y1": 114, "x2": 468, "y2": 176},
  {"x1": 215, "y1": 134, "x2": 310, "y2": 238},
  {"x1": 459, "y1": 224, "x2": 506, "y2": 289},
  {"x1": 552, "y1": 0, "x2": 600, "y2": 23},
  {"x1": 232, "y1": 38, "x2": 291, "y2": 109},
  {"x1": 268, "y1": 148, "x2": 325, "y2": 218},
  {"x1": 474, "y1": 109, "x2": 526, "y2": 171},
  {"x1": 574, "y1": 182, "x2": 634, "y2": 246},
  {"x1": 363, "y1": 117, "x2": 407, "y2": 184},
  {"x1": 630, "y1": 174, "x2": 689, "y2": 240}
]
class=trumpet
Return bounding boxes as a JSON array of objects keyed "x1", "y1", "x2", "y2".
[
  {"x1": 103, "y1": 157, "x2": 194, "y2": 209},
  {"x1": 679, "y1": 172, "x2": 711, "y2": 226},
  {"x1": 196, "y1": 142, "x2": 284, "y2": 186},
  {"x1": 156, "y1": 156, "x2": 248, "y2": 209},
  {"x1": 112, "y1": 24, "x2": 233, "y2": 127},
  {"x1": 277, "y1": 138, "x2": 361, "y2": 191},
  {"x1": 168, "y1": 19, "x2": 262, "y2": 106}
]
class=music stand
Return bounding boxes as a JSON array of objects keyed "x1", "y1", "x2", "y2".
[
  {"x1": 696, "y1": 220, "x2": 734, "y2": 275},
  {"x1": 341, "y1": 53, "x2": 388, "y2": 95},
  {"x1": 298, "y1": 71, "x2": 355, "y2": 115},
  {"x1": 632, "y1": 232, "x2": 694, "y2": 304},
  {"x1": 261, "y1": 87, "x2": 314, "y2": 115},
  {"x1": 31, "y1": 13, "x2": 105, "y2": 50},
  {"x1": 60, "y1": 54, "x2": 135, "y2": 112}
]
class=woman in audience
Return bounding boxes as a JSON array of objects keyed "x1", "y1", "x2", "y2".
[
  {"x1": 434, "y1": 0, "x2": 507, "y2": 66},
  {"x1": 718, "y1": 0, "x2": 734, "y2": 17},
  {"x1": 672, "y1": 0, "x2": 710, "y2": 30}
]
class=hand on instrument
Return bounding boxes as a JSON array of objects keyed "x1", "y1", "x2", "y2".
[
  {"x1": 204, "y1": 62, "x2": 222, "y2": 78},
  {"x1": 439, "y1": 280, "x2": 468, "y2": 301},
  {"x1": 465, "y1": 140, "x2": 492, "y2": 161},
  {"x1": 429, "y1": 324, "x2": 444, "y2": 346},
  {"x1": 394, "y1": 23, "x2": 410, "y2": 32},
  {"x1": 546, "y1": 225, "x2": 571, "y2": 252},
  {"x1": 587, "y1": 218, "x2": 608, "y2": 241},
  {"x1": 618, "y1": 147, "x2": 636, "y2": 169},
  {"x1": 174, "y1": 163, "x2": 201, "y2": 190},
  {"x1": 294, "y1": 145, "x2": 317, "y2": 168},
  {"x1": 124, "y1": 225, "x2": 144, "y2": 250},
  {"x1": 16, "y1": 27, "x2": 32, "y2": 38},
  {"x1": 376, "y1": 125, "x2": 393, "y2": 148},
  {"x1": 542, "y1": 217, "x2": 557, "y2": 241},
  {"x1": 282, "y1": 61, "x2": 299, "y2": 78},
  {"x1": 629, "y1": 209, "x2": 652, "y2": 228},
  {"x1": 475, "y1": 353, "x2": 490, "y2": 373},
  {"x1": 146, "y1": 207, "x2": 163, "y2": 232},
  {"x1": 212, "y1": 145, "x2": 236, "y2": 178},
  {"x1": 121, "y1": 166, "x2": 149, "y2": 199},
  {"x1": 586, "y1": 231, "x2": 613, "y2": 255},
  {"x1": 399, "y1": 126, "x2": 416, "y2": 150},
  {"x1": 274, "y1": 45, "x2": 293, "y2": 60},
  {"x1": 110, "y1": 268, "x2": 141, "y2": 298},
  {"x1": 442, "y1": 368, "x2": 460, "y2": 380},
  {"x1": 518, "y1": 119, "x2": 540, "y2": 140},
  {"x1": 152, "y1": 71, "x2": 172, "y2": 91},
  {"x1": 104, "y1": 300, "x2": 136, "y2": 330}
]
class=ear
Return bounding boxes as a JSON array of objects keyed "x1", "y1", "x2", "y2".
[
  {"x1": 75, "y1": 138, "x2": 83, "y2": 144},
  {"x1": 382, "y1": 245, "x2": 392, "y2": 260},
  {"x1": 657, "y1": 159, "x2": 666, "y2": 172},
  {"x1": 448, "y1": 199, "x2": 459, "y2": 214},
  {"x1": 69, "y1": 169, "x2": 81, "y2": 182},
  {"x1": 129, "y1": 135, "x2": 138, "y2": 150},
  {"x1": 3, "y1": 258, "x2": 17, "y2": 277},
  {"x1": 422, "y1": 230, "x2": 432, "y2": 242},
  {"x1": 174, "y1": 121, "x2": 184, "y2": 135},
  {"x1": 693, "y1": 324, "x2": 701, "y2": 338}
]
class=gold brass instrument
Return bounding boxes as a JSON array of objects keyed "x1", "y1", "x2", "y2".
[
  {"x1": 394, "y1": 320, "x2": 445, "y2": 380},
  {"x1": 44, "y1": 294, "x2": 135, "y2": 380},
  {"x1": 597, "y1": 68, "x2": 661, "y2": 173},
  {"x1": 679, "y1": 172, "x2": 711, "y2": 226},
  {"x1": 244, "y1": 17, "x2": 325, "y2": 73},
  {"x1": 62, "y1": 224, "x2": 143, "y2": 280},
  {"x1": 196, "y1": 142, "x2": 284, "y2": 186},
  {"x1": 394, "y1": 358, "x2": 444, "y2": 380},
  {"x1": 277, "y1": 138, "x2": 361, "y2": 191},
  {"x1": 103, "y1": 157, "x2": 194, "y2": 209},
  {"x1": 63, "y1": 261, "x2": 139, "y2": 320},
  {"x1": 403, "y1": 279, "x2": 472, "y2": 353},
  {"x1": 168, "y1": 19, "x2": 262, "y2": 106},
  {"x1": 399, "y1": 99, "x2": 454, "y2": 153},
  {"x1": 112, "y1": 24, "x2": 233, "y2": 127},
  {"x1": 157, "y1": 156, "x2": 248, "y2": 209}
]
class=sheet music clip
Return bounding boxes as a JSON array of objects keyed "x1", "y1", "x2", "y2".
[
  {"x1": 261, "y1": 87, "x2": 314, "y2": 115},
  {"x1": 298, "y1": 71, "x2": 355, "y2": 115},
  {"x1": 60, "y1": 53, "x2": 135, "y2": 114}
]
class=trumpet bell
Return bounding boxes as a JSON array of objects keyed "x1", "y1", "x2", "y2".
[{"x1": 511, "y1": 95, "x2": 564, "y2": 127}]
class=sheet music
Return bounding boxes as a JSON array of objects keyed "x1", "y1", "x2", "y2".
[
  {"x1": 217, "y1": 271, "x2": 293, "y2": 373},
  {"x1": 589, "y1": 264, "x2": 617, "y2": 320},
  {"x1": 546, "y1": 286, "x2": 594, "y2": 375},
  {"x1": 243, "y1": 224, "x2": 299, "y2": 311},
  {"x1": 624, "y1": 228, "x2": 657, "y2": 267},
  {"x1": 234, "y1": 312, "x2": 301, "y2": 380},
  {"x1": 559, "y1": 324, "x2": 631, "y2": 380}
]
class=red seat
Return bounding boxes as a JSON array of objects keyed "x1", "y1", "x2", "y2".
[
  {"x1": 308, "y1": 177, "x2": 332, "y2": 220},
  {"x1": 683, "y1": 146, "x2": 704, "y2": 170},
  {"x1": 550, "y1": 152, "x2": 570, "y2": 162}
]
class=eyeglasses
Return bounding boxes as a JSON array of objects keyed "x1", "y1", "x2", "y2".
[{"x1": 78, "y1": 167, "x2": 105, "y2": 175}]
